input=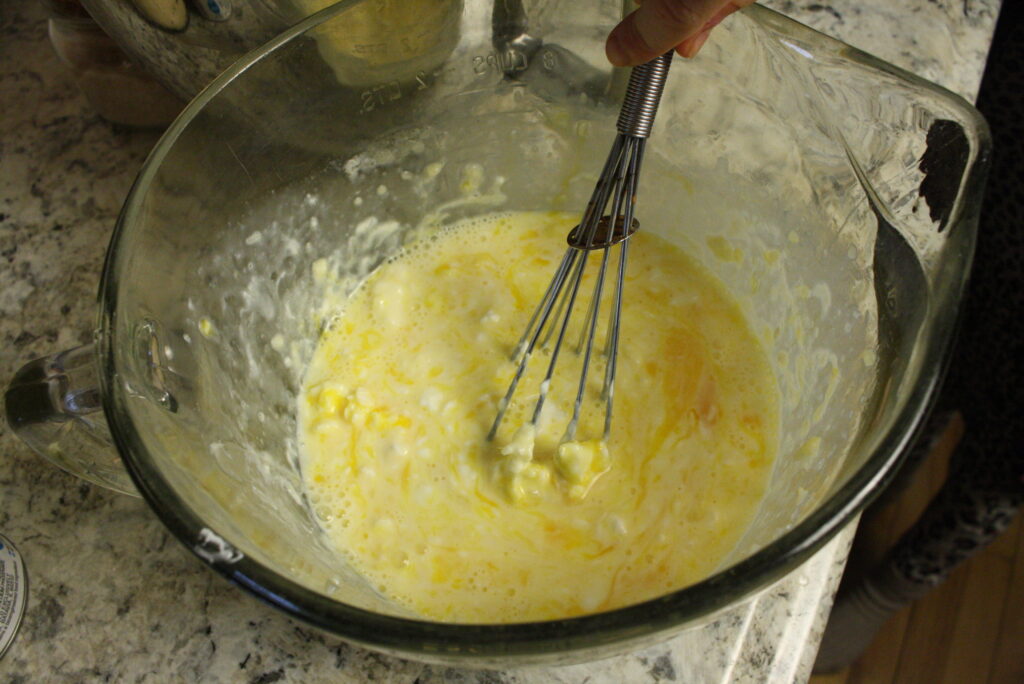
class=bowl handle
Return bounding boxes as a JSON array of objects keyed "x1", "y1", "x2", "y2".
[{"x1": 4, "y1": 344, "x2": 137, "y2": 496}]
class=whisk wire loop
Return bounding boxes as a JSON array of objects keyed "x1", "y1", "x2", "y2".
[
  {"x1": 487, "y1": 51, "x2": 672, "y2": 445},
  {"x1": 602, "y1": 139, "x2": 646, "y2": 438}
]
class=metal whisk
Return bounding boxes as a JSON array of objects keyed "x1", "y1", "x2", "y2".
[{"x1": 488, "y1": 51, "x2": 674, "y2": 444}]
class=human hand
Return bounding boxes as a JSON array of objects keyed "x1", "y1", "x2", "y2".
[{"x1": 606, "y1": 0, "x2": 756, "y2": 66}]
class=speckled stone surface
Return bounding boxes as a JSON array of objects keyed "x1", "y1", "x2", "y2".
[
  {"x1": 762, "y1": 0, "x2": 998, "y2": 102},
  {"x1": 0, "y1": 0, "x2": 998, "y2": 681}
]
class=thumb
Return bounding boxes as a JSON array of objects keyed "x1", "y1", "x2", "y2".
[{"x1": 606, "y1": 0, "x2": 742, "y2": 66}]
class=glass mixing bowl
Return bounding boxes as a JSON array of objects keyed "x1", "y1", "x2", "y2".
[{"x1": 5, "y1": 0, "x2": 989, "y2": 666}]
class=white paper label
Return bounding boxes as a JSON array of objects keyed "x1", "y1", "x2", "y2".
[{"x1": 0, "y1": 533, "x2": 27, "y2": 660}]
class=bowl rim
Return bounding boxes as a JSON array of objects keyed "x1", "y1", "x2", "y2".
[{"x1": 97, "y1": 0, "x2": 991, "y2": 660}]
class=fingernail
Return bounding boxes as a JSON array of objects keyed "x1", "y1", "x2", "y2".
[
  {"x1": 692, "y1": 29, "x2": 711, "y2": 54},
  {"x1": 606, "y1": 31, "x2": 629, "y2": 67},
  {"x1": 680, "y1": 29, "x2": 711, "y2": 58}
]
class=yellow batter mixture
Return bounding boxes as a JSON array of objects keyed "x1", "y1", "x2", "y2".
[{"x1": 299, "y1": 211, "x2": 779, "y2": 622}]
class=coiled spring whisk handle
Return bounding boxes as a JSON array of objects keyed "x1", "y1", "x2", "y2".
[{"x1": 616, "y1": 51, "x2": 674, "y2": 139}]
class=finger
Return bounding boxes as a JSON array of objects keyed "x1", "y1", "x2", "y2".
[
  {"x1": 677, "y1": 3, "x2": 741, "y2": 57},
  {"x1": 676, "y1": 27, "x2": 712, "y2": 58},
  {"x1": 607, "y1": 0, "x2": 756, "y2": 66},
  {"x1": 606, "y1": 0, "x2": 733, "y2": 66},
  {"x1": 703, "y1": 3, "x2": 741, "y2": 31}
]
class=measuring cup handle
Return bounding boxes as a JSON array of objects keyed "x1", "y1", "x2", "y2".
[{"x1": 4, "y1": 344, "x2": 138, "y2": 496}]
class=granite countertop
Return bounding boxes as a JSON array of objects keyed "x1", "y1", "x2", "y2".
[{"x1": 0, "y1": 0, "x2": 999, "y2": 681}]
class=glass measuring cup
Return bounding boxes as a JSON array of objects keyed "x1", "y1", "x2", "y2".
[{"x1": 4, "y1": 0, "x2": 989, "y2": 665}]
